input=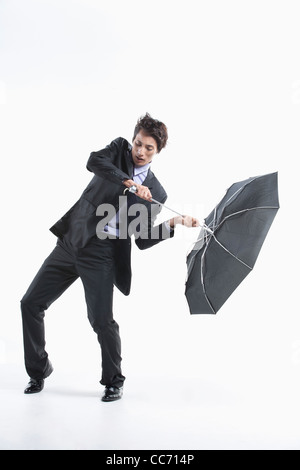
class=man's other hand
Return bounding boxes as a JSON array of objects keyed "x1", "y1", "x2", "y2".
[{"x1": 169, "y1": 215, "x2": 200, "y2": 229}]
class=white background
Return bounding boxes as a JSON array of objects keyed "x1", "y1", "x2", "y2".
[{"x1": 0, "y1": 0, "x2": 299, "y2": 450}]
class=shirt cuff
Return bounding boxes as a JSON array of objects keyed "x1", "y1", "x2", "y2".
[{"x1": 164, "y1": 220, "x2": 174, "y2": 232}]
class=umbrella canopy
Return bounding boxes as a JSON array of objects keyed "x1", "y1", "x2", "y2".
[{"x1": 185, "y1": 172, "x2": 279, "y2": 314}]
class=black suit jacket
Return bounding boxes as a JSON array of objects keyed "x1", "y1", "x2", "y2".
[{"x1": 50, "y1": 137, "x2": 174, "y2": 295}]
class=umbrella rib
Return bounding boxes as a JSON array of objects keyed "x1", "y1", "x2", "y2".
[
  {"x1": 199, "y1": 229, "x2": 250, "y2": 314},
  {"x1": 218, "y1": 206, "x2": 279, "y2": 226},
  {"x1": 212, "y1": 206, "x2": 278, "y2": 271},
  {"x1": 224, "y1": 185, "x2": 245, "y2": 204},
  {"x1": 208, "y1": 206, "x2": 279, "y2": 269},
  {"x1": 212, "y1": 174, "x2": 278, "y2": 229},
  {"x1": 211, "y1": 234, "x2": 253, "y2": 270},
  {"x1": 200, "y1": 244, "x2": 216, "y2": 314},
  {"x1": 207, "y1": 206, "x2": 279, "y2": 232},
  {"x1": 188, "y1": 207, "x2": 277, "y2": 259}
]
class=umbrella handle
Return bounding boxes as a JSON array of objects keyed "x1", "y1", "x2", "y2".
[{"x1": 123, "y1": 186, "x2": 138, "y2": 195}]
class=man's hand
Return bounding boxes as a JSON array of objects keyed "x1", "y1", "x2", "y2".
[
  {"x1": 169, "y1": 215, "x2": 200, "y2": 229},
  {"x1": 123, "y1": 179, "x2": 152, "y2": 202}
]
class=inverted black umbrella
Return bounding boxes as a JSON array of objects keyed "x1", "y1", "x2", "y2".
[{"x1": 185, "y1": 172, "x2": 279, "y2": 314}]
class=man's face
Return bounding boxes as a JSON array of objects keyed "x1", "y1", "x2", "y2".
[{"x1": 132, "y1": 131, "x2": 158, "y2": 167}]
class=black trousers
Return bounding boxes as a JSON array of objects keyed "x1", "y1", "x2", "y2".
[{"x1": 20, "y1": 237, "x2": 125, "y2": 388}]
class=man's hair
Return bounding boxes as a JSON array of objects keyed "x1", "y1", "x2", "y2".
[{"x1": 133, "y1": 113, "x2": 168, "y2": 153}]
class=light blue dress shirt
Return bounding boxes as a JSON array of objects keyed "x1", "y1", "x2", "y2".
[{"x1": 104, "y1": 163, "x2": 151, "y2": 237}]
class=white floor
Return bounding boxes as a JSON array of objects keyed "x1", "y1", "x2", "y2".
[
  {"x1": 1, "y1": 360, "x2": 300, "y2": 450},
  {"x1": 2, "y1": 247, "x2": 299, "y2": 450}
]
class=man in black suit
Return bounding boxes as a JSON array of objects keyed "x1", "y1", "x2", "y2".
[{"x1": 20, "y1": 113, "x2": 199, "y2": 401}]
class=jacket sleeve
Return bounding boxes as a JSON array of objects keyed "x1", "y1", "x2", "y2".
[{"x1": 86, "y1": 137, "x2": 131, "y2": 185}]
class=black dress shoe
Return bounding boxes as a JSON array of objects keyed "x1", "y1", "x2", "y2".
[
  {"x1": 24, "y1": 378, "x2": 45, "y2": 394},
  {"x1": 101, "y1": 386, "x2": 123, "y2": 402}
]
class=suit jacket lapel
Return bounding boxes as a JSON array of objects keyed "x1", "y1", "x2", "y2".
[{"x1": 142, "y1": 169, "x2": 155, "y2": 189}]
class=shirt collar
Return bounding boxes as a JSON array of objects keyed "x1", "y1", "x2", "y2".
[{"x1": 133, "y1": 162, "x2": 151, "y2": 176}]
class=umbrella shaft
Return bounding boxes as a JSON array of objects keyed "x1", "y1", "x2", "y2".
[
  {"x1": 150, "y1": 198, "x2": 183, "y2": 217},
  {"x1": 126, "y1": 186, "x2": 183, "y2": 217}
]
